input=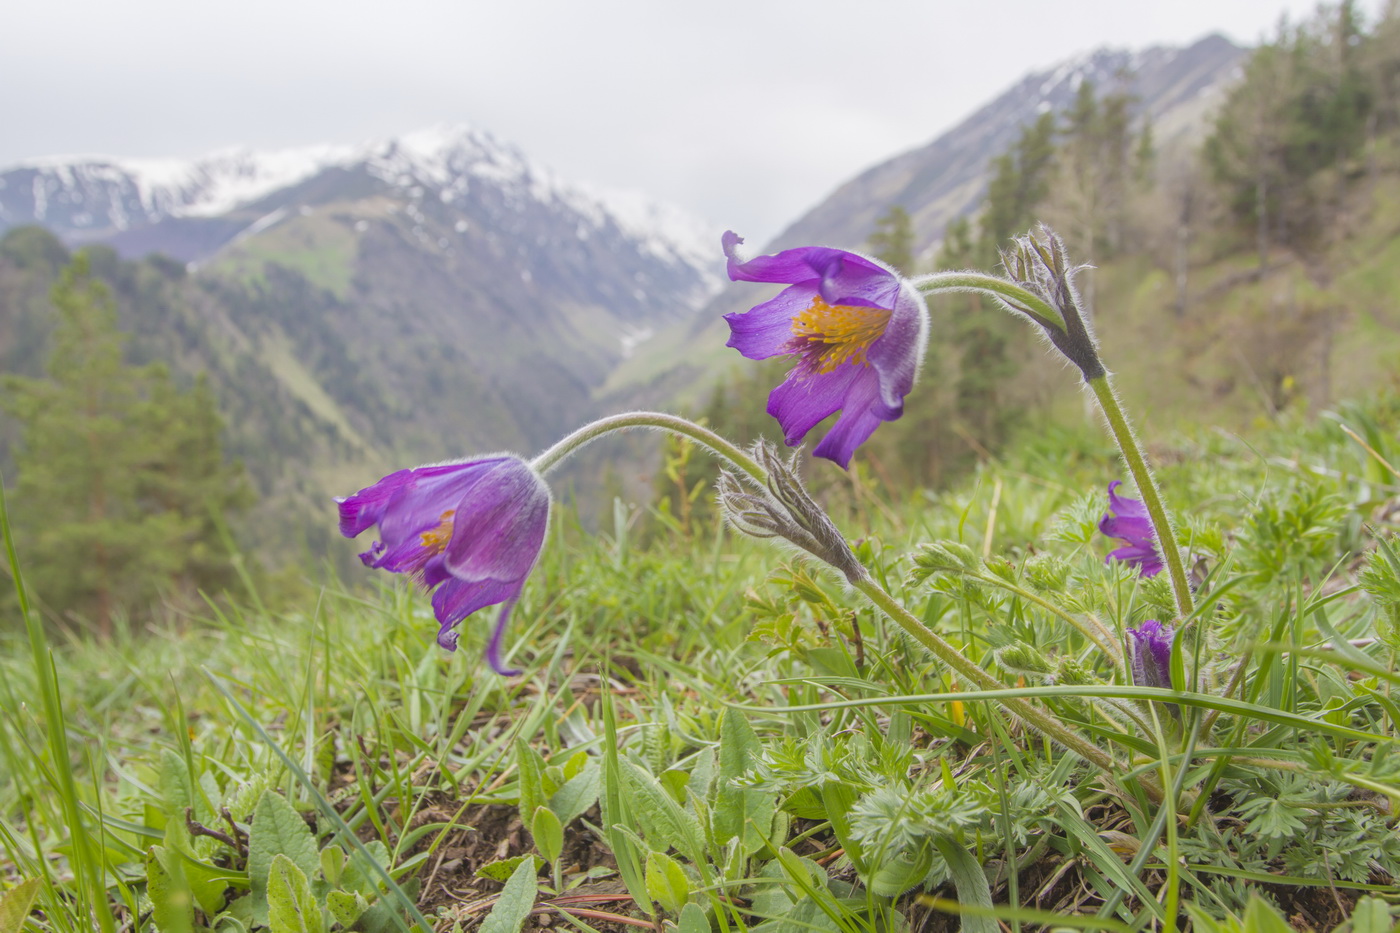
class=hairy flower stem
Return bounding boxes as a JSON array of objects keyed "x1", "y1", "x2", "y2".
[
  {"x1": 850, "y1": 576, "x2": 1132, "y2": 783},
  {"x1": 912, "y1": 272, "x2": 1063, "y2": 332},
  {"x1": 531, "y1": 411, "x2": 767, "y2": 483},
  {"x1": 1086, "y1": 375, "x2": 1195, "y2": 620}
]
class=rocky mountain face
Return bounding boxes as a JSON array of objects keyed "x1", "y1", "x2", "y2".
[{"x1": 770, "y1": 34, "x2": 1243, "y2": 260}]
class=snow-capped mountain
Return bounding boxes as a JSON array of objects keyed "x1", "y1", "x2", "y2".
[{"x1": 0, "y1": 124, "x2": 721, "y2": 302}]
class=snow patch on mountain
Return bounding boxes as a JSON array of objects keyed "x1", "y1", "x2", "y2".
[{"x1": 1, "y1": 124, "x2": 720, "y2": 282}]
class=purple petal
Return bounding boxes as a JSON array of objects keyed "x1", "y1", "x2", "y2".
[
  {"x1": 1099, "y1": 481, "x2": 1162, "y2": 578},
  {"x1": 1128, "y1": 621, "x2": 1174, "y2": 689},
  {"x1": 432, "y1": 575, "x2": 519, "y2": 632},
  {"x1": 865, "y1": 281, "x2": 928, "y2": 416},
  {"x1": 766, "y1": 363, "x2": 867, "y2": 447},
  {"x1": 443, "y1": 460, "x2": 551, "y2": 583},
  {"x1": 337, "y1": 454, "x2": 550, "y2": 675},
  {"x1": 724, "y1": 284, "x2": 820, "y2": 361},
  {"x1": 810, "y1": 369, "x2": 889, "y2": 469},
  {"x1": 484, "y1": 601, "x2": 523, "y2": 676},
  {"x1": 724, "y1": 232, "x2": 900, "y2": 310}
]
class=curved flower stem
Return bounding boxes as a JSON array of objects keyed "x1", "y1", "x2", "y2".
[
  {"x1": 530, "y1": 411, "x2": 767, "y2": 483},
  {"x1": 911, "y1": 272, "x2": 1064, "y2": 332},
  {"x1": 850, "y1": 576, "x2": 1128, "y2": 780},
  {"x1": 1086, "y1": 375, "x2": 1195, "y2": 620}
]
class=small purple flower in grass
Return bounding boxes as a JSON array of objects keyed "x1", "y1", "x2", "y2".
[
  {"x1": 722, "y1": 232, "x2": 928, "y2": 469},
  {"x1": 1099, "y1": 480, "x2": 1163, "y2": 578},
  {"x1": 1127, "y1": 620, "x2": 1175, "y2": 690},
  {"x1": 337, "y1": 455, "x2": 550, "y2": 675}
]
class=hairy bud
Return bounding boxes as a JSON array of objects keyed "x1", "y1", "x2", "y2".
[
  {"x1": 717, "y1": 442, "x2": 866, "y2": 584},
  {"x1": 999, "y1": 225, "x2": 1103, "y2": 380}
]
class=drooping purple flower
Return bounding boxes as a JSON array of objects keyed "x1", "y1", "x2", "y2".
[
  {"x1": 1127, "y1": 620, "x2": 1175, "y2": 690},
  {"x1": 336, "y1": 455, "x2": 550, "y2": 675},
  {"x1": 1099, "y1": 480, "x2": 1163, "y2": 578},
  {"x1": 722, "y1": 232, "x2": 928, "y2": 469}
]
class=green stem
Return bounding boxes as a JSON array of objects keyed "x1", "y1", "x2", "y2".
[
  {"x1": 1086, "y1": 375, "x2": 1195, "y2": 620},
  {"x1": 530, "y1": 411, "x2": 766, "y2": 483},
  {"x1": 911, "y1": 272, "x2": 1064, "y2": 332},
  {"x1": 851, "y1": 577, "x2": 1126, "y2": 779},
  {"x1": 968, "y1": 571, "x2": 1123, "y2": 669}
]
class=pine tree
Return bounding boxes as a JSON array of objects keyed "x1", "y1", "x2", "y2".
[
  {"x1": 2, "y1": 254, "x2": 251, "y2": 634},
  {"x1": 867, "y1": 205, "x2": 916, "y2": 272}
]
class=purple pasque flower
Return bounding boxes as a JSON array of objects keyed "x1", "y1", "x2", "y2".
[
  {"x1": 722, "y1": 231, "x2": 928, "y2": 469},
  {"x1": 337, "y1": 455, "x2": 550, "y2": 675},
  {"x1": 1127, "y1": 620, "x2": 1174, "y2": 690},
  {"x1": 1099, "y1": 481, "x2": 1163, "y2": 578}
]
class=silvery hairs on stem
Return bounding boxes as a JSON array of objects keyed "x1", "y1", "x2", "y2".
[{"x1": 717, "y1": 441, "x2": 867, "y2": 585}]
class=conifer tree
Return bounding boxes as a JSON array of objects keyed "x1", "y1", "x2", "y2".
[
  {"x1": 2, "y1": 254, "x2": 251, "y2": 634},
  {"x1": 867, "y1": 205, "x2": 916, "y2": 272}
]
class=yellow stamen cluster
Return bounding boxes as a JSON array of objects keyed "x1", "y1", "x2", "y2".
[
  {"x1": 789, "y1": 297, "x2": 891, "y2": 374},
  {"x1": 419, "y1": 510, "x2": 457, "y2": 554}
]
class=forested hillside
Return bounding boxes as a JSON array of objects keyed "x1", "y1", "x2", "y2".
[{"x1": 698, "y1": 1, "x2": 1400, "y2": 496}]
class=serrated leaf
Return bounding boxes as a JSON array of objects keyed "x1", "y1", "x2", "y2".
[
  {"x1": 248, "y1": 791, "x2": 319, "y2": 924},
  {"x1": 147, "y1": 846, "x2": 195, "y2": 933},
  {"x1": 267, "y1": 854, "x2": 320, "y2": 933},
  {"x1": 479, "y1": 857, "x2": 538, "y2": 933},
  {"x1": 0, "y1": 879, "x2": 41, "y2": 933},
  {"x1": 644, "y1": 851, "x2": 689, "y2": 916},
  {"x1": 548, "y1": 762, "x2": 600, "y2": 827},
  {"x1": 325, "y1": 890, "x2": 371, "y2": 930},
  {"x1": 532, "y1": 807, "x2": 563, "y2": 865}
]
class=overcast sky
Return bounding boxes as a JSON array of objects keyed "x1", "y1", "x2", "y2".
[{"x1": 2, "y1": 0, "x2": 1381, "y2": 244}]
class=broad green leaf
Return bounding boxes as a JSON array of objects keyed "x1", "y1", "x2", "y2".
[
  {"x1": 339, "y1": 840, "x2": 391, "y2": 897},
  {"x1": 1242, "y1": 895, "x2": 1293, "y2": 933},
  {"x1": 712, "y1": 708, "x2": 773, "y2": 855},
  {"x1": 146, "y1": 846, "x2": 194, "y2": 933},
  {"x1": 932, "y1": 838, "x2": 996, "y2": 933},
  {"x1": 548, "y1": 762, "x2": 600, "y2": 827},
  {"x1": 1346, "y1": 897, "x2": 1396, "y2": 933},
  {"x1": 0, "y1": 879, "x2": 41, "y2": 933},
  {"x1": 319, "y1": 845, "x2": 345, "y2": 888},
  {"x1": 644, "y1": 851, "x2": 689, "y2": 916},
  {"x1": 623, "y1": 761, "x2": 705, "y2": 859},
  {"x1": 479, "y1": 857, "x2": 538, "y2": 933},
  {"x1": 531, "y1": 807, "x2": 564, "y2": 865},
  {"x1": 676, "y1": 902, "x2": 709, "y2": 933},
  {"x1": 476, "y1": 855, "x2": 544, "y2": 883},
  {"x1": 819, "y1": 783, "x2": 865, "y2": 873},
  {"x1": 248, "y1": 791, "x2": 318, "y2": 924},
  {"x1": 325, "y1": 891, "x2": 371, "y2": 930},
  {"x1": 267, "y1": 854, "x2": 320, "y2": 933},
  {"x1": 515, "y1": 740, "x2": 547, "y2": 822},
  {"x1": 162, "y1": 821, "x2": 231, "y2": 916}
]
